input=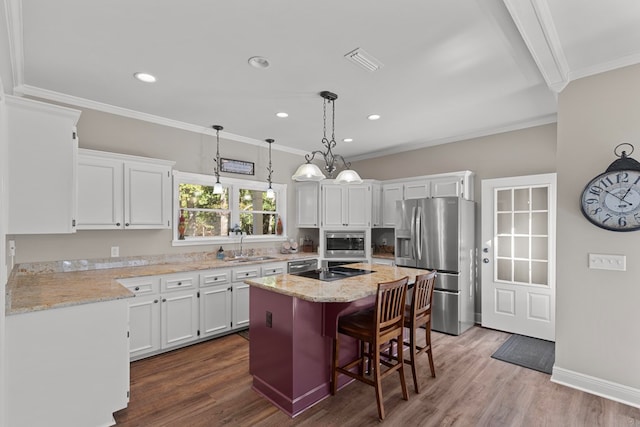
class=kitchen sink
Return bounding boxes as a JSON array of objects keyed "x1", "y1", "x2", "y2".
[{"x1": 226, "y1": 255, "x2": 277, "y2": 263}]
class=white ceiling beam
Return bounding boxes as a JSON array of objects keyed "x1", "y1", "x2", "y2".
[{"x1": 503, "y1": 0, "x2": 569, "y2": 93}]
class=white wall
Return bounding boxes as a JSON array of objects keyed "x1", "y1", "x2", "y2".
[
  {"x1": 0, "y1": 76, "x2": 8, "y2": 427},
  {"x1": 553, "y1": 63, "x2": 640, "y2": 404}
]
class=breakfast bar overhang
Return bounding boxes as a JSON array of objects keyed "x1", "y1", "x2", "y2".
[{"x1": 245, "y1": 263, "x2": 430, "y2": 417}]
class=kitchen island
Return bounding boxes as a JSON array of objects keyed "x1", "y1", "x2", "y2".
[{"x1": 245, "y1": 263, "x2": 429, "y2": 417}]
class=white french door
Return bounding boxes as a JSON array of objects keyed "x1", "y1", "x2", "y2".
[{"x1": 481, "y1": 174, "x2": 556, "y2": 341}]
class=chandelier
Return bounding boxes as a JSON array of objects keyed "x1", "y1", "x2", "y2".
[{"x1": 291, "y1": 91, "x2": 363, "y2": 184}]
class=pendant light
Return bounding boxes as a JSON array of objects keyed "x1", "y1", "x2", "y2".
[
  {"x1": 212, "y1": 125, "x2": 224, "y2": 194},
  {"x1": 265, "y1": 138, "x2": 275, "y2": 199},
  {"x1": 291, "y1": 91, "x2": 362, "y2": 184}
]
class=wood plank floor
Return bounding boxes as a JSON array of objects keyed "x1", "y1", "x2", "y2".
[{"x1": 114, "y1": 326, "x2": 640, "y2": 426}]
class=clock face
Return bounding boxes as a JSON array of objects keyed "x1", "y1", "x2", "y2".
[{"x1": 581, "y1": 169, "x2": 640, "y2": 231}]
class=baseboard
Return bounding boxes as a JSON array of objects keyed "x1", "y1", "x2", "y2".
[{"x1": 551, "y1": 366, "x2": 640, "y2": 409}]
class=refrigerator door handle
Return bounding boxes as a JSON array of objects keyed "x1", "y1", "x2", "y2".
[
  {"x1": 415, "y1": 205, "x2": 423, "y2": 260},
  {"x1": 410, "y1": 206, "x2": 417, "y2": 259}
]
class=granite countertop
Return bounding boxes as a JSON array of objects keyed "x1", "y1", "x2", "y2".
[
  {"x1": 6, "y1": 252, "x2": 319, "y2": 316},
  {"x1": 245, "y1": 262, "x2": 429, "y2": 303}
]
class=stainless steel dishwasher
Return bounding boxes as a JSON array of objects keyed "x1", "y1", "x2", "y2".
[{"x1": 287, "y1": 258, "x2": 318, "y2": 274}]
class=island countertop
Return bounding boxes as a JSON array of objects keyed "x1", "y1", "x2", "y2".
[{"x1": 245, "y1": 263, "x2": 431, "y2": 303}]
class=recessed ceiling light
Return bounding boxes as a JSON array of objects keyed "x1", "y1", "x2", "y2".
[
  {"x1": 343, "y1": 138, "x2": 353, "y2": 142},
  {"x1": 248, "y1": 56, "x2": 270, "y2": 69},
  {"x1": 133, "y1": 72, "x2": 156, "y2": 83},
  {"x1": 276, "y1": 112, "x2": 289, "y2": 118},
  {"x1": 367, "y1": 114, "x2": 381, "y2": 121}
]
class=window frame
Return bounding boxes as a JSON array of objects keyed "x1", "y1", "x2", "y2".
[{"x1": 172, "y1": 171, "x2": 287, "y2": 246}]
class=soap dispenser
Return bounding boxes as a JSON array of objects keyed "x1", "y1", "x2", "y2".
[{"x1": 217, "y1": 246, "x2": 225, "y2": 260}]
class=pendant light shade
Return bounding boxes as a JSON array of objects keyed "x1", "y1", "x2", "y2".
[
  {"x1": 212, "y1": 125, "x2": 224, "y2": 194},
  {"x1": 291, "y1": 162, "x2": 325, "y2": 181},
  {"x1": 291, "y1": 91, "x2": 361, "y2": 183},
  {"x1": 335, "y1": 168, "x2": 363, "y2": 184}
]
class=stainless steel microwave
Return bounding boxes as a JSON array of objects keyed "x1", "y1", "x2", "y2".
[{"x1": 324, "y1": 231, "x2": 366, "y2": 258}]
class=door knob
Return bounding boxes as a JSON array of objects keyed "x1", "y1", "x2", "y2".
[{"x1": 483, "y1": 258, "x2": 490, "y2": 264}]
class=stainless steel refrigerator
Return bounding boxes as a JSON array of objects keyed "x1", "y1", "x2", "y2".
[{"x1": 395, "y1": 197, "x2": 475, "y2": 335}]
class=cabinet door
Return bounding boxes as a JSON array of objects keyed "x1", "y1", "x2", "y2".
[
  {"x1": 232, "y1": 282, "x2": 250, "y2": 330},
  {"x1": 295, "y1": 182, "x2": 319, "y2": 227},
  {"x1": 371, "y1": 257, "x2": 394, "y2": 266},
  {"x1": 7, "y1": 97, "x2": 81, "y2": 234},
  {"x1": 382, "y1": 184, "x2": 403, "y2": 227},
  {"x1": 200, "y1": 284, "x2": 232, "y2": 337},
  {"x1": 129, "y1": 294, "x2": 161, "y2": 359},
  {"x1": 430, "y1": 176, "x2": 462, "y2": 197},
  {"x1": 125, "y1": 161, "x2": 172, "y2": 229},
  {"x1": 261, "y1": 262, "x2": 287, "y2": 277},
  {"x1": 77, "y1": 155, "x2": 124, "y2": 229},
  {"x1": 346, "y1": 185, "x2": 371, "y2": 227},
  {"x1": 322, "y1": 184, "x2": 345, "y2": 227},
  {"x1": 371, "y1": 183, "x2": 382, "y2": 227},
  {"x1": 161, "y1": 290, "x2": 199, "y2": 349},
  {"x1": 404, "y1": 180, "x2": 430, "y2": 199}
]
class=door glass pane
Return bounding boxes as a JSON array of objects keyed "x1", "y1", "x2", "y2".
[
  {"x1": 531, "y1": 261, "x2": 548, "y2": 285},
  {"x1": 497, "y1": 189, "x2": 512, "y2": 212},
  {"x1": 514, "y1": 213, "x2": 529, "y2": 234},
  {"x1": 497, "y1": 236, "x2": 511, "y2": 257},
  {"x1": 531, "y1": 212, "x2": 548, "y2": 235},
  {"x1": 497, "y1": 259, "x2": 512, "y2": 282},
  {"x1": 497, "y1": 213, "x2": 512, "y2": 234},
  {"x1": 514, "y1": 237, "x2": 529, "y2": 258},
  {"x1": 531, "y1": 237, "x2": 548, "y2": 260},
  {"x1": 514, "y1": 188, "x2": 530, "y2": 211},
  {"x1": 514, "y1": 260, "x2": 529, "y2": 283},
  {"x1": 531, "y1": 187, "x2": 548, "y2": 210}
]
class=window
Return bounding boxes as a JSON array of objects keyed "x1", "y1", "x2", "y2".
[{"x1": 173, "y1": 171, "x2": 287, "y2": 245}]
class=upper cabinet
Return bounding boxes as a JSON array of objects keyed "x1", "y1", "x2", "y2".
[
  {"x1": 295, "y1": 182, "x2": 319, "y2": 228},
  {"x1": 321, "y1": 182, "x2": 371, "y2": 228},
  {"x1": 371, "y1": 182, "x2": 382, "y2": 228},
  {"x1": 77, "y1": 149, "x2": 175, "y2": 230},
  {"x1": 6, "y1": 96, "x2": 81, "y2": 234}
]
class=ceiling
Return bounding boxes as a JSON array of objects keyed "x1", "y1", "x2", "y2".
[{"x1": 3, "y1": 0, "x2": 640, "y2": 160}]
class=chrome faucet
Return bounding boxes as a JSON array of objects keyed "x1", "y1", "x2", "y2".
[{"x1": 238, "y1": 233, "x2": 245, "y2": 258}]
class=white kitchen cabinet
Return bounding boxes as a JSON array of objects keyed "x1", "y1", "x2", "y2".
[
  {"x1": 128, "y1": 294, "x2": 161, "y2": 358},
  {"x1": 261, "y1": 262, "x2": 287, "y2": 277},
  {"x1": 428, "y1": 171, "x2": 474, "y2": 199},
  {"x1": 321, "y1": 182, "x2": 371, "y2": 228},
  {"x1": 77, "y1": 149, "x2": 175, "y2": 230},
  {"x1": 403, "y1": 179, "x2": 430, "y2": 199},
  {"x1": 161, "y1": 288, "x2": 199, "y2": 350},
  {"x1": 382, "y1": 183, "x2": 403, "y2": 228},
  {"x1": 295, "y1": 182, "x2": 320, "y2": 227},
  {"x1": 199, "y1": 268, "x2": 232, "y2": 337},
  {"x1": 231, "y1": 265, "x2": 259, "y2": 329},
  {"x1": 6, "y1": 95, "x2": 81, "y2": 234},
  {"x1": 371, "y1": 257, "x2": 394, "y2": 266},
  {"x1": 371, "y1": 182, "x2": 382, "y2": 227}
]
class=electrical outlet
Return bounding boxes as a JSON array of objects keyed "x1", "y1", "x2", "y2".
[
  {"x1": 111, "y1": 246, "x2": 120, "y2": 258},
  {"x1": 266, "y1": 311, "x2": 272, "y2": 328},
  {"x1": 381, "y1": 238, "x2": 387, "y2": 246},
  {"x1": 8, "y1": 240, "x2": 16, "y2": 256}
]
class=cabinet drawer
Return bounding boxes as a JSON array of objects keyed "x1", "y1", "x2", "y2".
[
  {"x1": 232, "y1": 266, "x2": 259, "y2": 282},
  {"x1": 160, "y1": 272, "x2": 197, "y2": 292},
  {"x1": 200, "y1": 269, "x2": 231, "y2": 287},
  {"x1": 261, "y1": 263, "x2": 286, "y2": 277},
  {"x1": 118, "y1": 276, "x2": 160, "y2": 295}
]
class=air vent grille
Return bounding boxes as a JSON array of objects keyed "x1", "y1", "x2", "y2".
[{"x1": 344, "y1": 48, "x2": 384, "y2": 72}]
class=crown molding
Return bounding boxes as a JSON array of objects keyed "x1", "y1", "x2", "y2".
[
  {"x1": 349, "y1": 113, "x2": 557, "y2": 162},
  {"x1": 13, "y1": 84, "x2": 308, "y2": 156},
  {"x1": 5, "y1": 0, "x2": 24, "y2": 90},
  {"x1": 569, "y1": 50, "x2": 640, "y2": 83},
  {"x1": 503, "y1": 0, "x2": 569, "y2": 93}
]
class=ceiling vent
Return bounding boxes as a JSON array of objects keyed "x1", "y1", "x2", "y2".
[{"x1": 344, "y1": 48, "x2": 384, "y2": 72}]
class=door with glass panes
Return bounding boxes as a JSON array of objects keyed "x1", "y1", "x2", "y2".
[{"x1": 481, "y1": 174, "x2": 556, "y2": 341}]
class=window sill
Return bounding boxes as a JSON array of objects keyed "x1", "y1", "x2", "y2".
[{"x1": 172, "y1": 235, "x2": 289, "y2": 247}]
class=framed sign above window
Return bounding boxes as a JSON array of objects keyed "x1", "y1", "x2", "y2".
[{"x1": 221, "y1": 158, "x2": 254, "y2": 175}]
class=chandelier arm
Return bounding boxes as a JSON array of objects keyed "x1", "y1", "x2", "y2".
[{"x1": 333, "y1": 154, "x2": 352, "y2": 170}]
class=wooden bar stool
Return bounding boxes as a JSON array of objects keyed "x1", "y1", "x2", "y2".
[
  {"x1": 395, "y1": 271, "x2": 437, "y2": 393},
  {"x1": 331, "y1": 276, "x2": 409, "y2": 420}
]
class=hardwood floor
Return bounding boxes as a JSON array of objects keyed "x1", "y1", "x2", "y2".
[{"x1": 114, "y1": 327, "x2": 640, "y2": 426}]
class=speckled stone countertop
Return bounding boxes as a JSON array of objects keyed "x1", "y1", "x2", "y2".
[
  {"x1": 6, "y1": 252, "x2": 319, "y2": 315},
  {"x1": 245, "y1": 262, "x2": 430, "y2": 303}
]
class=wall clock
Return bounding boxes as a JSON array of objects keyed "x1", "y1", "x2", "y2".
[{"x1": 580, "y1": 143, "x2": 640, "y2": 231}]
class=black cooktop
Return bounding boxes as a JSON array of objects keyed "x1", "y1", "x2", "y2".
[{"x1": 292, "y1": 266, "x2": 374, "y2": 282}]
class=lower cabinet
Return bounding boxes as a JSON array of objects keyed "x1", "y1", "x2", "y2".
[{"x1": 121, "y1": 262, "x2": 286, "y2": 360}]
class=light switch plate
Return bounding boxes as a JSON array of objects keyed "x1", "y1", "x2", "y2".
[{"x1": 588, "y1": 253, "x2": 626, "y2": 271}]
